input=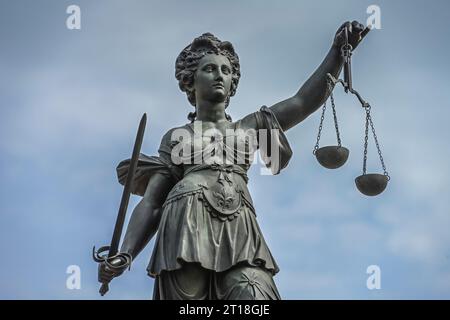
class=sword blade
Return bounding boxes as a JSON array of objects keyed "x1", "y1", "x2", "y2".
[{"x1": 108, "y1": 113, "x2": 147, "y2": 256}]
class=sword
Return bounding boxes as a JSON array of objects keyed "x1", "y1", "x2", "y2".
[{"x1": 93, "y1": 113, "x2": 147, "y2": 296}]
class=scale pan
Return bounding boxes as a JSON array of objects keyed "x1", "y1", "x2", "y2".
[
  {"x1": 355, "y1": 174, "x2": 388, "y2": 196},
  {"x1": 315, "y1": 146, "x2": 349, "y2": 169}
]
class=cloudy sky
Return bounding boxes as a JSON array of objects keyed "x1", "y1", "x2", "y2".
[{"x1": 1, "y1": 0, "x2": 449, "y2": 299}]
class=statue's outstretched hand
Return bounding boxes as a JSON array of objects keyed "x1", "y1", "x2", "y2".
[{"x1": 333, "y1": 20, "x2": 367, "y2": 51}]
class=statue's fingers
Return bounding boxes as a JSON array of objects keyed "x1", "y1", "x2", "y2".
[
  {"x1": 99, "y1": 274, "x2": 108, "y2": 283},
  {"x1": 352, "y1": 20, "x2": 365, "y2": 33},
  {"x1": 98, "y1": 263, "x2": 112, "y2": 278},
  {"x1": 99, "y1": 270, "x2": 115, "y2": 282},
  {"x1": 351, "y1": 20, "x2": 360, "y2": 29},
  {"x1": 100, "y1": 274, "x2": 113, "y2": 283},
  {"x1": 346, "y1": 21, "x2": 353, "y2": 34},
  {"x1": 336, "y1": 21, "x2": 350, "y2": 34},
  {"x1": 339, "y1": 21, "x2": 349, "y2": 29}
]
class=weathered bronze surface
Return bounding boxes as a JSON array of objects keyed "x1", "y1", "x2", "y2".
[
  {"x1": 96, "y1": 21, "x2": 373, "y2": 299},
  {"x1": 355, "y1": 174, "x2": 389, "y2": 196},
  {"x1": 315, "y1": 146, "x2": 350, "y2": 169}
]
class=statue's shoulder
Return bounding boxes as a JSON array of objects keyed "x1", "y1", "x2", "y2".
[
  {"x1": 235, "y1": 107, "x2": 269, "y2": 131},
  {"x1": 238, "y1": 106, "x2": 285, "y2": 131},
  {"x1": 158, "y1": 123, "x2": 192, "y2": 153},
  {"x1": 161, "y1": 124, "x2": 189, "y2": 137}
]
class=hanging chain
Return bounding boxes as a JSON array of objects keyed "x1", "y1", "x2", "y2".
[
  {"x1": 368, "y1": 109, "x2": 390, "y2": 180},
  {"x1": 313, "y1": 102, "x2": 326, "y2": 155},
  {"x1": 362, "y1": 105, "x2": 390, "y2": 180},
  {"x1": 330, "y1": 91, "x2": 342, "y2": 147},
  {"x1": 362, "y1": 106, "x2": 370, "y2": 175},
  {"x1": 327, "y1": 78, "x2": 343, "y2": 147},
  {"x1": 313, "y1": 78, "x2": 343, "y2": 155}
]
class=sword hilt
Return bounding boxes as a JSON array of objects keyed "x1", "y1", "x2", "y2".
[{"x1": 93, "y1": 246, "x2": 132, "y2": 296}]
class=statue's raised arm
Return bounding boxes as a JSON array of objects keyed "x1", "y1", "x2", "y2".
[{"x1": 269, "y1": 21, "x2": 367, "y2": 131}]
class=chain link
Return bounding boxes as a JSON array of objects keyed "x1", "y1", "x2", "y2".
[
  {"x1": 330, "y1": 91, "x2": 342, "y2": 147},
  {"x1": 313, "y1": 102, "x2": 326, "y2": 155},
  {"x1": 368, "y1": 110, "x2": 390, "y2": 180},
  {"x1": 313, "y1": 78, "x2": 343, "y2": 154},
  {"x1": 362, "y1": 105, "x2": 390, "y2": 180},
  {"x1": 363, "y1": 107, "x2": 370, "y2": 175}
]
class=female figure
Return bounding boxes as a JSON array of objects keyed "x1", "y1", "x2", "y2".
[{"x1": 98, "y1": 21, "x2": 367, "y2": 299}]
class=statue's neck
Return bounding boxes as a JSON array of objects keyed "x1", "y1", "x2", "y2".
[{"x1": 196, "y1": 101, "x2": 227, "y2": 123}]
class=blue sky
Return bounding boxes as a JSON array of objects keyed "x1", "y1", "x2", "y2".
[{"x1": 1, "y1": 0, "x2": 450, "y2": 299}]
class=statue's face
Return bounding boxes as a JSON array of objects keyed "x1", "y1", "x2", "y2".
[{"x1": 193, "y1": 54, "x2": 232, "y2": 105}]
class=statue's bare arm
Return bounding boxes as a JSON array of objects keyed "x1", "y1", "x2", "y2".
[
  {"x1": 269, "y1": 21, "x2": 366, "y2": 132},
  {"x1": 119, "y1": 173, "x2": 173, "y2": 259},
  {"x1": 98, "y1": 173, "x2": 173, "y2": 283}
]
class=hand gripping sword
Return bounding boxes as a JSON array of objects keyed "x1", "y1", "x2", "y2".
[{"x1": 92, "y1": 113, "x2": 147, "y2": 296}]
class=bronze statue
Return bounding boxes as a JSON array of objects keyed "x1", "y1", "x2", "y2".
[{"x1": 96, "y1": 21, "x2": 368, "y2": 300}]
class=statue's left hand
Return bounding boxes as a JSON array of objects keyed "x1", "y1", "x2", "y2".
[{"x1": 333, "y1": 20, "x2": 366, "y2": 51}]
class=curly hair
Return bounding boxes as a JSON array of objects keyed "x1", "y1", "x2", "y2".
[{"x1": 175, "y1": 33, "x2": 241, "y2": 122}]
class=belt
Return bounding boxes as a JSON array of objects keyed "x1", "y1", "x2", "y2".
[{"x1": 183, "y1": 163, "x2": 249, "y2": 183}]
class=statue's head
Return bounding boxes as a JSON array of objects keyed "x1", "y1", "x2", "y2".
[{"x1": 175, "y1": 33, "x2": 241, "y2": 122}]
